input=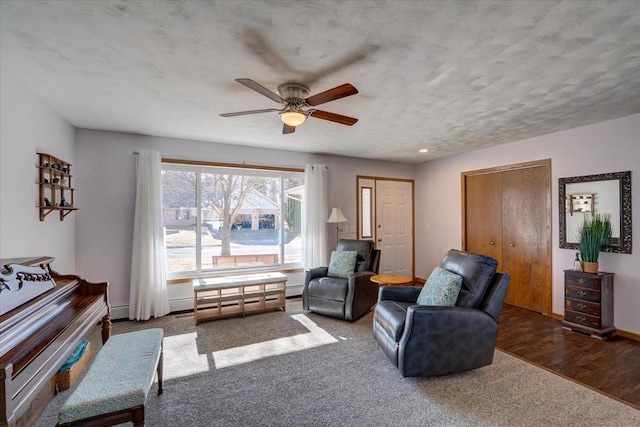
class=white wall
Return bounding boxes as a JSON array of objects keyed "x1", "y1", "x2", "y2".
[
  {"x1": 8, "y1": 65, "x2": 635, "y2": 332},
  {"x1": 415, "y1": 114, "x2": 640, "y2": 335},
  {"x1": 0, "y1": 65, "x2": 76, "y2": 272},
  {"x1": 74, "y1": 129, "x2": 415, "y2": 313}
]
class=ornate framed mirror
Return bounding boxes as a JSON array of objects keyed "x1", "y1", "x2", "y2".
[{"x1": 559, "y1": 171, "x2": 632, "y2": 254}]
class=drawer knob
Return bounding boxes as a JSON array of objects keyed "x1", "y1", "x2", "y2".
[
  {"x1": 576, "y1": 315, "x2": 585, "y2": 322},
  {"x1": 578, "y1": 278, "x2": 585, "y2": 284},
  {"x1": 577, "y1": 290, "x2": 587, "y2": 297},
  {"x1": 577, "y1": 303, "x2": 587, "y2": 310}
]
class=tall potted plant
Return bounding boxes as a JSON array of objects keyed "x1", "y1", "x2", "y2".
[{"x1": 578, "y1": 213, "x2": 612, "y2": 274}]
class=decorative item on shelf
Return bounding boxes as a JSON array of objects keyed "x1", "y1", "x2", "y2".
[
  {"x1": 578, "y1": 213, "x2": 612, "y2": 274},
  {"x1": 573, "y1": 252, "x2": 582, "y2": 271},
  {"x1": 38, "y1": 152, "x2": 76, "y2": 221},
  {"x1": 327, "y1": 206, "x2": 348, "y2": 244}
]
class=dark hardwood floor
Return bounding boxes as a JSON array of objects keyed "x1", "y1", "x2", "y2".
[{"x1": 496, "y1": 304, "x2": 640, "y2": 409}]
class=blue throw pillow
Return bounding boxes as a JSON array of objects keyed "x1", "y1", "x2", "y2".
[
  {"x1": 327, "y1": 251, "x2": 358, "y2": 278},
  {"x1": 416, "y1": 266, "x2": 463, "y2": 306}
]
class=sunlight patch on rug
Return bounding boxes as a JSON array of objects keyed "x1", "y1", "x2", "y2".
[
  {"x1": 163, "y1": 332, "x2": 210, "y2": 380},
  {"x1": 212, "y1": 313, "x2": 338, "y2": 369}
]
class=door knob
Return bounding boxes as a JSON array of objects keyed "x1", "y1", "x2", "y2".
[
  {"x1": 490, "y1": 241, "x2": 495, "y2": 245},
  {"x1": 377, "y1": 238, "x2": 382, "y2": 242}
]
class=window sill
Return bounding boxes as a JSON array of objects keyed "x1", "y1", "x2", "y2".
[{"x1": 166, "y1": 267, "x2": 304, "y2": 285}]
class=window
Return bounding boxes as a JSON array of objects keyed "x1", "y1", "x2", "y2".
[{"x1": 162, "y1": 162, "x2": 304, "y2": 277}]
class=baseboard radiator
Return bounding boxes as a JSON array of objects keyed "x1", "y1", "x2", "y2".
[{"x1": 110, "y1": 285, "x2": 303, "y2": 320}]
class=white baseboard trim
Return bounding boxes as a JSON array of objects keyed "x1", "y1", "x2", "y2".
[
  {"x1": 110, "y1": 305, "x2": 130, "y2": 320},
  {"x1": 286, "y1": 284, "x2": 303, "y2": 297},
  {"x1": 111, "y1": 286, "x2": 304, "y2": 321}
]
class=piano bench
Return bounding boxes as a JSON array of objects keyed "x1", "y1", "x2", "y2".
[{"x1": 57, "y1": 328, "x2": 164, "y2": 427}]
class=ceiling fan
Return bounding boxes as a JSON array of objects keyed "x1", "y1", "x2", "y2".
[{"x1": 220, "y1": 78, "x2": 359, "y2": 134}]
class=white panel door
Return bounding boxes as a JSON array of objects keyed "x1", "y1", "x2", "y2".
[{"x1": 376, "y1": 180, "x2": 413, "y2": 275}]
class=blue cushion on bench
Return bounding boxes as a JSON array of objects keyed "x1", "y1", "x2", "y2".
[{"x1": 58, "y1": 328, "x2": 163, "y2": 424}]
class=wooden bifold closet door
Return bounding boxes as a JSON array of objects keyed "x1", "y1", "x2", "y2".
[{"x1": 463, "y1": 160, "x2": 551, "y2": 315}]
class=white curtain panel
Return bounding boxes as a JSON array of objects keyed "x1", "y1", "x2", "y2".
[
  {"x1": 304, "y1": 164, "x2": 328, "y2": 269},
  {"x1": 129, "y1": 150, "x2": 170, "y2": 320}
]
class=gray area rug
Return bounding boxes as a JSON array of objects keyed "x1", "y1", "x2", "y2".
[{"x1": 37, "y1": 299, "x2": 639, "y2": 426}]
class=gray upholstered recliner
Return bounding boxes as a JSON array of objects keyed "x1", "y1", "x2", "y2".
[
  {"x1": 303, "y1": 239, "x2": 381, "y2": 321},
  {"x1": 373, "y1": 249, "x2": 510, "y2": 377}
]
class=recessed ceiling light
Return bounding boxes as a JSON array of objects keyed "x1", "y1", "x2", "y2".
[{"x1": 419, "y1": 148, "x2": 429, "y2": 153}]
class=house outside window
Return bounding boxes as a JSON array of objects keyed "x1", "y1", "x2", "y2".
[
  {"x1": 173, "y1": 208, "x2": 190, "y2": 220},
  {"x1": 161, "y1": 162, "x2": 304, "y2": 277}
]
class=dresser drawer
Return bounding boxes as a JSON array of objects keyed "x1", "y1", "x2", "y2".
[
  {"x1": 565, "y1": 297, "x2": 600, "y2": 316},
  {"x1": 565, "y1": 310, "x2": 601, "y2": 329},
  {"x1": 565, "y1": 285, "x2": 600, "y2": 302},
  {"x1": 565, "y1": 272, "x2": 600, "y2": 289}
]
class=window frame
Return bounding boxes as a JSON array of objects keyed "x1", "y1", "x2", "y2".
[{"x1": 161, "y1": 159, "x2": 305, "y2": 280}]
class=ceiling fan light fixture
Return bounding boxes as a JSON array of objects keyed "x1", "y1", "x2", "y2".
[
  {"x1": 280, "y1": 110, "x2": 307, "y2": 127},
  {"x1": 221, "y1": 79, "x2": 358, "y2": 132}
]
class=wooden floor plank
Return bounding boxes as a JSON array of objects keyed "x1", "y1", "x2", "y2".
[{"x1": 497, "y1": 304, "x2": 640, "y2": 408}]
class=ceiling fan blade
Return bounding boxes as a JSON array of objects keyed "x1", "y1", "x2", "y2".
[
  {"x1": 310, "y1": 110, "x2": 358, "y2": 126},
  {"x1": 305, "y1": 83, "x2": 358, "y2": 107},
  {"x1": 239, "y1": 28, "x2": 297, "y2": 77},
  {"x1": 303, "y1": 45, "x2": 380, "y2": 86},
  {"x1": 236, "y1": 78, "x2": 284, "y2": 103},
  {"x1": 220, "y1": 108, "x2": 279, "y2": 117},
  {"x1": 283, "y1": 123, "x2": 296, "y2": 134}
]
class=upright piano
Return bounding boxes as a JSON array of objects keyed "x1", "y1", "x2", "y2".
[{"x1": 0, "y1": 257, "x2": 110, "y2": 427}]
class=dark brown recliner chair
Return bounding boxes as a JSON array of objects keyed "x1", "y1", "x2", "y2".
[
  {"x1": 303, "y1": 239, "x2": 381, "y2": 321},
  {"x1": 373, "y1": 249, "x2": 510, "y2": 377}
]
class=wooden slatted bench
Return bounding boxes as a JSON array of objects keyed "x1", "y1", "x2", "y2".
[
  {"x1": 193, "y1": 272, "x2": 287, "y2": 325},
  {"x1": 57, "y1": 329, "x2": 164, "y2": 427}
]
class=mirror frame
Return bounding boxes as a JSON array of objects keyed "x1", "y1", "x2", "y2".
[{"x1": 559, "y1": 171, "x2": 632, "y2": 254}]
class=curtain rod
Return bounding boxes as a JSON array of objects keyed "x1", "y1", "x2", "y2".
[{"x1": 133, "y1": 151, "x2": 314, "y2": 172}]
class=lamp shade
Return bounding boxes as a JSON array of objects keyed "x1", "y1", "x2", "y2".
[
  {"x1": 280, "y1": 111, "x2": 307, "y2": 127},
  {"x1": 327, "y1": 207, "x2": 348, "y2": 223}
]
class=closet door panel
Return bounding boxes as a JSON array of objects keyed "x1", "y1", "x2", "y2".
[
  {"x1": 465, "y1": 173, "x2": 503, "y2": 263},
  {"x1": 501, "y1": 167, "x2": 550, "y2": 313}
]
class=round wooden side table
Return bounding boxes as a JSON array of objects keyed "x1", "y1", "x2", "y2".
[{"x1": 370, "y1": 274, "x2": 413, "y2": 286}]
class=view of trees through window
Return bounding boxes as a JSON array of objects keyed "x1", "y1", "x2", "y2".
[{"x1": 162, "y1": 164, "x2": 304, "y2": 275}]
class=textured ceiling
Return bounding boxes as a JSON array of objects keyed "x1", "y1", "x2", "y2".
[{"x1": 1, "y1": 1, "x2": 640, "y2": 163}]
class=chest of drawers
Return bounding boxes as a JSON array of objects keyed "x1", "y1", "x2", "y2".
[{"x1": 562, "y1": 270, "x2": 615, "y2": 340}]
